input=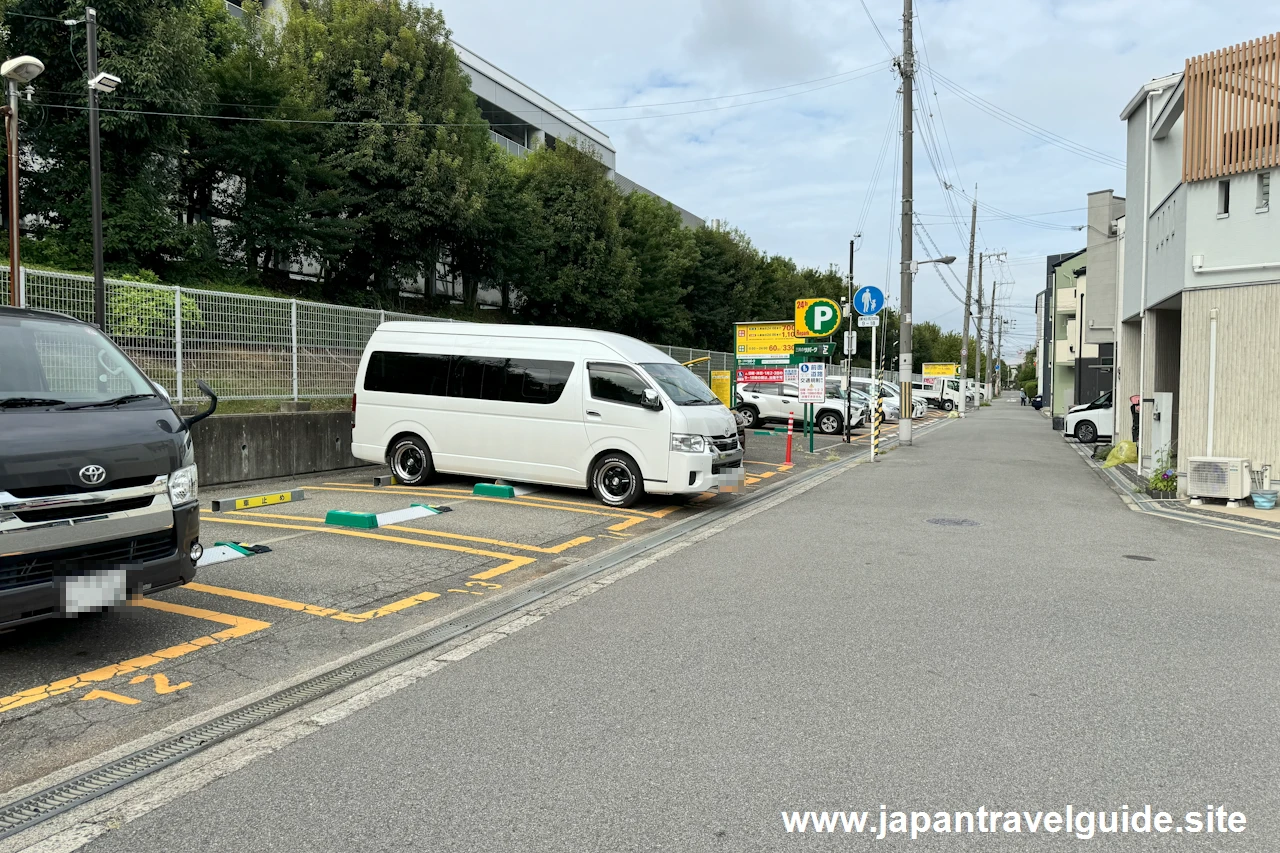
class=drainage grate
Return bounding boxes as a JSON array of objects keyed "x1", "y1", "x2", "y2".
[
  {"x1": 926, "y1": 518, "x2": 980, "y2": 527},
  {"x1": 1122, "y1": 554, "x2": 1156, "y2": 562},
  {"x1": 0, "y1": 444, "x2": 877, "y2": 842}
]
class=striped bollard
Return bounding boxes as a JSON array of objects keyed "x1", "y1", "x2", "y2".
[
  {"x1": 872, "y1": 398, "x2": 882, "y2": 459},
  {"x1": 785, "y1": 412, "x2": 794, "y2": 465}
]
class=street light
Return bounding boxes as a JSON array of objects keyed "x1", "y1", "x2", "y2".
[
  {"x1": 898, "y1": 254, "x2": 956, "y2": 445},
  {"x1": 84, "y1": 8, "x2": 118, "y2": 329},
  {"x1": 2, "y1": 55, "x2": 44, "y2": 308}
]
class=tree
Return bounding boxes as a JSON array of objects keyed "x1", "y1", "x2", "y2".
[
  {"x1": 277, "y1": 0, "x2": 491, "y2": 300},
  {"x1": 684, "y1": 226, "x2": 761, "y2": 350},
  {"x1": 618, "y1": 192, "x2": 695, "y2": 345},
  {"x1": 512, "y1": 142, "x2": 637, "y2": 329},
  {"x1": 7, "y1": 0, "x2": 227, "y2": 275}
]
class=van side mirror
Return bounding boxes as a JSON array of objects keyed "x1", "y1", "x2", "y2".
[
  {"x1": 641, "y1": 388, "x2": 662, "y2": 410},
  {"x1": 183, "y1": 380, "x2": 218, "y2": 430}
]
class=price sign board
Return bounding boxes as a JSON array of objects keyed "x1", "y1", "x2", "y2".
[
  {"x1": 734, "y1": 321, "x2": 805, "y2": 356},
  {"x1": 923, "y1": 363, "x2": 958, "y2": 378}
]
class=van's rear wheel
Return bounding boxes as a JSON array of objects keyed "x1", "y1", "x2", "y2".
[
  {"x1": 942, "y1": 399, "x2": 956, "y2": 412},
  {"x1": 591, "y1": 453, "x2": 643, "y2": 508},
  {"x1": 389, "y1": 436, "x2": 434, "y2": 485}
]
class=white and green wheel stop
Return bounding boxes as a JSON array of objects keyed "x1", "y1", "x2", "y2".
[{"x1": 324, "y1": 503, "x2": 449, "y2": 529}]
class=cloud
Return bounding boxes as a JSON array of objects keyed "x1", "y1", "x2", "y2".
[{"x1": 439, "y1": 0, "x2": 1275, "y2": 339}]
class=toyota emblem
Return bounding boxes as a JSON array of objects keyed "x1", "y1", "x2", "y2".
[{"x1": 79, "y1": 465, "x2": 107, "y2": 486}]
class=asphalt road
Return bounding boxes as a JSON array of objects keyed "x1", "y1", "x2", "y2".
[
  {"x1": 25, "y1": 402, "x2": 1280, "y2": 850},
  {"x1": 0, "y1": 417, "x2": 907, "y2": 793}
]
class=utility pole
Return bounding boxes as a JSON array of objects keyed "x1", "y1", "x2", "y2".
[
  {"x1": 896, "y1": 0, "x2": 916, "y2": 445},
  {"x1": 986, "y1": 268, "x2": 997, "y2": 396},
  {"x1": 88, "y1": 8, "x2": 106, "y2": 330},
  {"x1": 845, "y1": 237, "x2": 856, "y2": 443},
  {"x1": 996, "y1": 317, "x2": 1005, "y2": 392},
  {"x1": 959, "y1": 188, "x2": 977, "y2": 416},
  {"x1": 975, "y1": 253, "x2": 984, "y2": 405}
]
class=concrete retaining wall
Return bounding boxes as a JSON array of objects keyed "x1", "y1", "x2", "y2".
[{"x1": 192, "y1": 411, "x2": 367, "y2": 486}]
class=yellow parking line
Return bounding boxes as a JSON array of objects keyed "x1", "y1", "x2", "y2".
[
  {"x1": 607, "y1": 515, "x2": 647, "y2": 532},
  {"x1": 746, "y1": 477, "x2": 761, "y2": 485},
  {"x1": 311, "y1": 486, "x2": 646, "y2": 526},
  {"x1": 185, "y1": 582, "x2": 444, "y2": 623},
  {"x1": 219, "y1": 510, "x2": 592, "y2": 555},
  {"x1": 0, "y1": 600, "x2": 269, "y2": 715},
  {"x1": 323, "y1": 483, "x2": 676, "y2": 519},
  {"x1": 758, "y1": 471, "x2": 776, "y2": 479},
  {"x1": 198, "y1": 515, "x2": 535, "y2": 609}
]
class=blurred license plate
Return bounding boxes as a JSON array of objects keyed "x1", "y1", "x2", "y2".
[{"x1": 62, "y1": 569, "x2": 127, "y2": 614}]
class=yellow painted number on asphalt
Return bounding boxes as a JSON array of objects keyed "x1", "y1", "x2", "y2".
[
  {"x1": 80, "y1": 690, "x2": 140, "y2": 706},
  {"x1": 129, "y1": 673, "x2": 192, "y2": 694},
  {"x1": 464, "y1": 581, "x2": 501, "y2": 589}
]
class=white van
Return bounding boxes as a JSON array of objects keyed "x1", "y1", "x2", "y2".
[{"x1": 351, "y1": 322, "x2": 744, "y2": 507}]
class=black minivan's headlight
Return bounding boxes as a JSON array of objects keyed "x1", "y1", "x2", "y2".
[{"x1": 168, "y1": 464, "x2": 199, "y2": 505}]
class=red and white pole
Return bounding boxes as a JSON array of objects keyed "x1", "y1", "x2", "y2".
[{"x1": 785, "y1": 412, "x2": 794, "y2": 465}]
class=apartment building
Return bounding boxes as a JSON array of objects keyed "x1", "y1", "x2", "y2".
[{"x1": 1116, "y1": 33, "x2": 1280, "y2": 480}]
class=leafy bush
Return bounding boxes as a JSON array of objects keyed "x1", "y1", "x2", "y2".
[{"x1": 108, "y1": 286, "x2": 202, "y2": 341}]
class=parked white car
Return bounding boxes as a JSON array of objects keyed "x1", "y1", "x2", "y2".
[
  {"x1": 1064, "y1": 391, "x2": 1115, "y2": 444},
  {"x1": 352, "y1": 322, "x2": 744, "y2": 507},
  {"x1": 735, "y1": 382, "x2": 861, "y2": 434}
]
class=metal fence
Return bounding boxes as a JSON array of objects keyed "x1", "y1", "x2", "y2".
[{"x1": 2, "y1": 268, "x2": 742, "y2": 401}]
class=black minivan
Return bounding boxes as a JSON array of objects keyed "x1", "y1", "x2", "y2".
[{"x1": 1, "y1": 306, "x2": 215, "y2": 629}]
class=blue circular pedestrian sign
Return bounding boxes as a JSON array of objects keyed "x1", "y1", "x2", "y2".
[{"x1": 853, "y1": 285, "x2": 885, "y2": 316}]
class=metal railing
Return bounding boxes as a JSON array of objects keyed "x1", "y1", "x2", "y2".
[{"x1": 1, "y1": 268, "x2": 742, "y2": 401}]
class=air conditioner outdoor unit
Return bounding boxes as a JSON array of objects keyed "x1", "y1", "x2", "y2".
[{"x1": 1186, "y1": 456, "x2": 1253, "y2": 501}]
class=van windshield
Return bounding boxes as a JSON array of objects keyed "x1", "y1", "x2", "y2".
[
  {"x1": 0, "y1": 315, "x2": 157, "y2": 408},
  {"x1": 640, "y1": 363, "x2": 719, "y2": 406}
]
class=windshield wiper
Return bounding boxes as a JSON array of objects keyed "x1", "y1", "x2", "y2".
[
  {"x1": 0, "y1": 397, "x2": 68, "y2": 409},
  {"x1": 678, "y1": 399, "x2": 716, "y2": 406},
  {"x1": 61, "y1": 393, "x2": 158, "y2": 410}
]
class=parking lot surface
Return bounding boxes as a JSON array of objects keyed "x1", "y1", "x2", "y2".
[{"x1": 0, "y1": 412, "x2": 946, "y2": 793}]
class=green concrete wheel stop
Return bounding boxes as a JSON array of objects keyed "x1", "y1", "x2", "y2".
[
  {"x1": 473, "y1": 483, "x2": 516, "y2": 498},
  {"x1": 325, "y1": 510, "x2": 379, "y2": 529}
]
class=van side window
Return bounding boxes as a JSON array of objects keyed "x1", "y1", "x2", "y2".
[
  {"x1": 589, "y1": 364, "x2": 651, "y2": 406},
  {"x1": 365, "y1": 353, "x2": 571, "y2": 404},
  {"x1": 365, "y1": 352, "x2": 450, "y2": 396}
]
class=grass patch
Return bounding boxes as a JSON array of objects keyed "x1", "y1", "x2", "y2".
[{"x1": 175, "y1": 397, "x2": 351, "y2": 415}]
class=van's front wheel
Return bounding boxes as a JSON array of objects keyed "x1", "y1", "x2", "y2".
[
  {"x1": 389, "y1": 436, "x2": 434, "y2": 486},
  {"x1": 591, "y1": 453, "x2": 643, "y2": 508}
]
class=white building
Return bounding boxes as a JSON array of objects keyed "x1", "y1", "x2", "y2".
[{"x1": 1116, "y1": 33, "x2": 1280, "y2": 482}]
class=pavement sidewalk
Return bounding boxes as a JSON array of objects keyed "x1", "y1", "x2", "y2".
[{"x1": 73, "y1": 403, "x2": 1280, "y2": 851}]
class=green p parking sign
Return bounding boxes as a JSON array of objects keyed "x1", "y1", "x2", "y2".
[{"x1": 794, "y1": 298, "x2": 842, "y2": 337}]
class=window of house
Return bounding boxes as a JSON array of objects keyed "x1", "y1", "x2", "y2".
[
  {"x1": 1258, "y1": 172, "x2": 1271, "y2": 211},
  {"x1": 1217, "y1": 179, "x2": 1230, "y2": 216}
]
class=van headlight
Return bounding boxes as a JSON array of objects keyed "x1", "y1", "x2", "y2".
[
  {"x1": 670, "y1": 433, "x2": 707, "y2": 453},
  {"x1": 168, "y1": 464, "x2": 199, "y2": 505}
]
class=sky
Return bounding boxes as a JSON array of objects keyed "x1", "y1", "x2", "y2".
[{"x1": 437, "y1": 0, "x2": 1273, "y2": 361}]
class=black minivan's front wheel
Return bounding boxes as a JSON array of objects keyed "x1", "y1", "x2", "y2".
[
  {"x1": 591, "y1": 453, "x2": 643, "y2": 508},
  {"x1": 389, "y1": 436, "x2": 434, "y2": 486}
]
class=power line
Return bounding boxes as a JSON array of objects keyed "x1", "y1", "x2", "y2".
[
  {"x1": 856, "y1": 90, "x2": 902, "y2": 237},
  {"x1": 857, "y1": 0, "x2": 896, "y2": 58},
  {"x1": 922, "y1": 64, "x2": 1125, "y2": 169},
  {"x1": 34, "y1": 65, "x2": 892, "y2": 128}
]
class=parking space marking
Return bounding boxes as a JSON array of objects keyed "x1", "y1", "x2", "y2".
[
  {"x1": 311, "y1": 485, "x2": 649, "y2": 526},
  {"x1": 323, "y1": 483, "x2": 679, "y2": 519},
  {"x1": 200, "y1": 514, "x2": 536, "y2": 587},
  {"x1": 0, "y1": 600, "x2": 270, "y2": 715},
  {"x1": 221, "y1": 510, "x2": 592, "y2": 555},
  {"x1": 183, "y1": 582, "x2": 449, "y2": 623}
]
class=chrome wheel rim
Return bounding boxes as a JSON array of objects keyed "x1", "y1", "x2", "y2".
[
  {"x1": 597, "y1": 462, "x2": 634, "y2": 501},
  {"x1": 392, "y1": 444, "x2": 425, "y2": 480}
]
